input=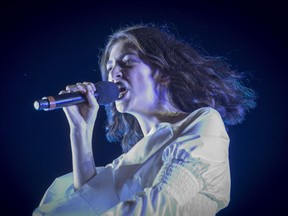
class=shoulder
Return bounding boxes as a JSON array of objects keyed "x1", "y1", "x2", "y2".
[
  {"x1": 163, "y1": 107, "x2": 229, "y2": 162},
  {"x1": 178, "y1": 107, "x2": 226, "y2": 138}
]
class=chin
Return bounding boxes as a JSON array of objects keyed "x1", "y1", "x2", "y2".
[
  {"x1": 116, "y1": 101, "x2": 139, "y2": 115},
  {"x1": 115, "y1": 101, "x2": 128, "y2": 113}
]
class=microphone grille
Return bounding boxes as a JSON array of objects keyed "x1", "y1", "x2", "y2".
[{"x1": 95, "y1": 81, "x2": 119, "y2": 105}]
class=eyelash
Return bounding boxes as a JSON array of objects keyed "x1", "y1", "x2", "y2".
[
  {"x1": 123, "y1": 58, "x2": 135, "y2": 65},
  {"x1": 107, "y1": 58, "x2": 136, "y2": 72},
  {"x1": 107, "y1": 67, "x2": 112, "y2": 72}
]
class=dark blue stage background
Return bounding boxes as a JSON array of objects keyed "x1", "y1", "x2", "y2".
[{"x1": 1, "y1": 1, "x2": 287, "y2": 215}]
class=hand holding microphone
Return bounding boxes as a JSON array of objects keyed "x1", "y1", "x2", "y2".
[
  {"x1": 33, "y1": 81, "x2": 119, "y2": 111},
  {"x1": 33, "y1": 81, "x2": 120, "y2": 130}
]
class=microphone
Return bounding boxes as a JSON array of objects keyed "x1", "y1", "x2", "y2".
[{"x1": 34, "y1": 81, "x2": 119, "y2": 111}]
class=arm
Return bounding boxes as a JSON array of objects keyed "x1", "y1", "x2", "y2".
[{"x1": 60, "y1": 82, "x2": 99, "y2": 190}]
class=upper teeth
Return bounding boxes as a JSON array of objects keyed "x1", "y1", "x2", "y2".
[{"x1": 117, "y1": 83, "x2": 127, "y2": 98}]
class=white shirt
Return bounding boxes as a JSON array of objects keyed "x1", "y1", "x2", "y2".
[{"x1": 33, "y1": 107, "x2": 230, "y2": 216}]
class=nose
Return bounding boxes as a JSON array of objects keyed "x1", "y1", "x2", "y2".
[{"x1": 110, "y1": 65, "x2": 123, "y2": 81}]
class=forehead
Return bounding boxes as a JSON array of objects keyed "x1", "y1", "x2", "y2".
[{"x1": 108, "y1": 40, "x2": 138, "y2": 60}]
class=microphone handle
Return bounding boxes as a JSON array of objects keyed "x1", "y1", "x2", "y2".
[{"x1": 34, "y1": 92, "x2": 98, "y2": 111}]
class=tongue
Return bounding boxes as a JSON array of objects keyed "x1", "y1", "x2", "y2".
[{"x1": 119, "y1": 86, "x2": 127, "y2": 93}]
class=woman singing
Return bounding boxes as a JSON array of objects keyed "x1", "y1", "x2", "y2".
[{"x1": 34, "y1": 24, "x2": 256, "y2": 215}]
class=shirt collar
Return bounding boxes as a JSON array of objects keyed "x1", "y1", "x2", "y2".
[
  {"x1": 119, "y1": 122, "x2": 174, "y2": 166},
  {"x1": 116, "y1": 107, "x2": 211, "y2": 166}
]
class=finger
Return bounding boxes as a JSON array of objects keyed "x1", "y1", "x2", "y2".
[
  {"x1": 59, "y1": 90, "x2": 68, "y2": 95},
  {"x1": 65, "y1": 84, "x2": 85, "y2": 93},
  {"x1": 86, "y1": 84, "x2": 95, "y2": 95},
  {"x1": 77, "y1": 82, "x2": 96, "y2": 95},
  {"x1": 90, "y1": 83, "x2": 96, "y2": 92},
  {"x1": 76, "y1": 83, "x2": 87, "y2": 93},
  {"x1": 86, "y1": 86, "x2": 99, "y2": 108},
  {"x1": 65, "y1": 85, "x2": 75, "y2": 92},
  {"x1": 75, "y1": 82, "x2": 95, "y2": 93},
  {"x1": 83, "y1": 82, "x2": 96, "y2": 92}
]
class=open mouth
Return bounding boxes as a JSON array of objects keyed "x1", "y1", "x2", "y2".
[{"x1": 116, "y1": 82, "x2": 128, "y2": 100}]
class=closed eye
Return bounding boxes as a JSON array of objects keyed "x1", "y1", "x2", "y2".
[
  {"x1": 124, "y1": 59, "x2": 133, "y2": 64},
  {"x1": 122, "y1": 56, "x2": 138, "y2": 67},
  {"x1": 106, "y1": 53, "x2": 139, "y2": 72},
  {"x1": 106, "y1": 66, "x2": 113, "y2": 72}
]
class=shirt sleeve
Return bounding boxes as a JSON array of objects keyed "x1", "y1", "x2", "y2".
[
  {"x1": 102, "y1": 108, "x2": 230, "y2": 216},
  {"x1": 37, "y1": 167, "x2": 105, "y2": 206},
  {"x1": 103, "y1": 155, "x2": 219, "y2": 216},
  {"x1": 171, "y1": 108, "x2": 231, "y2": 211}
]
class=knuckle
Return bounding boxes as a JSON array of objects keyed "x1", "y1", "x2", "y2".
[
  {"x1": 59, "y1": 90, "x2": 66, "y2": 95},
  {"x1": 65, "y1": 85, "x2": 72, "y2": 90}
]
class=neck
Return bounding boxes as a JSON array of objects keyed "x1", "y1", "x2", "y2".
[
  {"x1": 132, "y1": 110, "x2": 188, "y2": 136},
  {"x1": 128, "y1": 83, "x2": 188, "y2": 135}
]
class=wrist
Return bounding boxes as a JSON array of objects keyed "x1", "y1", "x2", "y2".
[{"x1": 70, "y1": 126, "x2": 94, "y2": 150}]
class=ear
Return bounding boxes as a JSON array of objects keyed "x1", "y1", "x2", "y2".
[
  {"x1": 154, "y1": 69, "x2": 171, "y2": 86},
  {"x1": 159, "y1": 74, "x2": 171, "y2": 86}
]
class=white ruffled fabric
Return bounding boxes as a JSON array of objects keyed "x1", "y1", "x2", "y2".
[{"x1": 33, "y1": 107, "x2": 230, "y2": 216}]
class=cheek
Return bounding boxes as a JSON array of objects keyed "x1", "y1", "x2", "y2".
[
  {"x1": 107, "y1": 73, "x2": 113, "y2": 82},
  {"x1": 135, "y1": 81, "x2": 158, "y2": 102}
]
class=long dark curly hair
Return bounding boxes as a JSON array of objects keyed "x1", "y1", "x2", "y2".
[{"x1": 99, "y1": 24, "x2": 257, "y2": 153}]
